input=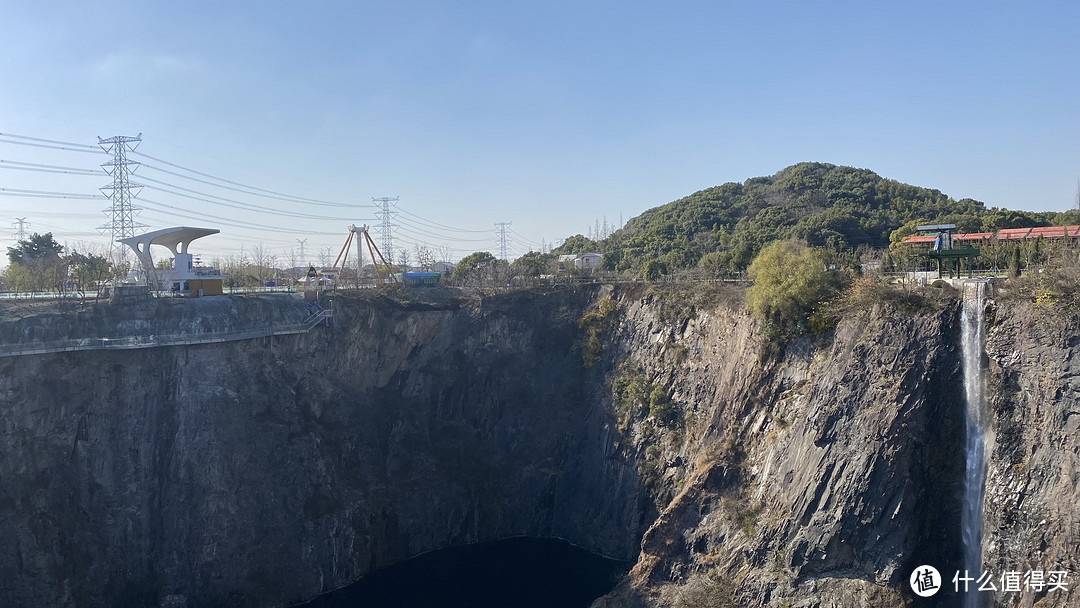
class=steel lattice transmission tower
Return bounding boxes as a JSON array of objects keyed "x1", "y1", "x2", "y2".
[
  {"x1": 494, "y1": 221, "x2": 512, "y2": 260},
  {"x1": 11, "y1": 217, "x2": 30, "y2": 243},
  {"x1": 373, "y1": 196, "x2": 399, "y2": 257},
  {"x1": 97, "y1": 134, "x2": 147, "y2": 262}
]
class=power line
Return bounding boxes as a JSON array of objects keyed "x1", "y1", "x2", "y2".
[
  {"x1": 494, "y1": 221, "x2": 511, "y2": 260},
  {"x1": 509, "y1": 228, "x2": 542, "y2": 249},
  {"x1": 97, "y1": 134, "x2": 147, "y2": 260},
  {"x1": 0, "y1": 137, "x2": 107, "y2": 154},
  {"x1": 373, "y1": 196, "x2": 398, "y2": 257},
  {"x1": 138, "y1": 176, "x2": 367, "y2": 222},
  {"x1": 131, "y1": 150, "x2": 352, "y2": 207},
  {"x1": 0, "y1": 132, "x2": 99, "y2": 149},
  {"x1": 0, "y1": 209, "x2": 102, "y2": 219},
  {"x1": 138, "y1": 161, "x2": 357, "y2": 209},
  {"x1": 394, "y1": 215, "x2": 491, "y2": 242},
  {"x1": 396, "y1": 207, "x2": 490, "y2": 233},
  {"x1": 0, "y1": 187, "x2": 104, "y2": 200},
  {"x1": 0, "y1": 159, "x2": 100, "y2": 175},
  {"x1": 137, "y1": 196, "x2": 341, "y2": 236},
  {"x1": 11, "y1": 217, "x2": 29, "y2": 242},
  {"x1": 394, "y1": 224, "x2": 489, "y2": 245}
]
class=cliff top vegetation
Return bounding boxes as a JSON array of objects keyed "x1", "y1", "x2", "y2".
[{"x1": 552, "y1": 162, "x2": 1080, "y2": 278}]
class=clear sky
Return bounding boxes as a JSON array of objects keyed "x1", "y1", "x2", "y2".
[{"x1": 1, "y1": 0, "x2": 1078, "y2": 265}]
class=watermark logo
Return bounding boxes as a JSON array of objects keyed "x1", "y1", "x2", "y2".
[
  {"x1": 910, "y1": 565, "x2": 941, "y2": 597},
  {"x1": 910, "y1": 566, "x2": 1070, "y2": 598}
]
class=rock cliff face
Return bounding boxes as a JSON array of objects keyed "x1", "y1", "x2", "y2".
[
  {"x1": 982, "y1": 301, "x2": 1080, "y2": 607},
  {"x1": 589, "y1": 287, "x2": 966, "y2": 607},
  {"x1": 0, "y1": 290, "x2": 647, "y2": 608},
  {"x1": 0, "y1": 287, "x2": 1076, "y2": 608}
]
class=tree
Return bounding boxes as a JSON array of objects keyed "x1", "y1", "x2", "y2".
[
  {"x1": 5, "y1": 233, "x2": 66, "y2": 293},
  {"x1": 414, "y1": 245, "x2": 436, "y2": 271},
  {"x1": 251, "y1": 244, "x2": 278, "y2": 285},
  {"x1": 1008, "y1": 246, "x2": 1022, "y2": 278},
  {"x1": 3, "y1": 263, "x2": 34, "y2": 293},
  {"x1": 67, "y1": 251, "x2": 113, "y2": 293},
  {"x1": 641, "y1": 259, "x2": 667, "y2": 281},
  {"x1": 746, "y1": 240, "x2": 843, "y2": 337},
  {"x1": 552, "y1": 234, "x2": 597, "y2": 255},
  {"x1": 453, "y1": 251, "x2": 497, "y2": 282},
  {"x1": 7, "y1": 232, "x2": 64, "y2": 265},
  {"x1": 509, "y1": 252, "x2": 549, "y2": 281}
]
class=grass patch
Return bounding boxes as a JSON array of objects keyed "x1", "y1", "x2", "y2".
[
  {"x1": 577, "y1": 295, "x2": 619, "y2": 367},
  {"x1": 1004, "y1": 264, "x2": 1080, "y2": 315},
  {"x1": 675, "y1": 572, "x2": 738, "y2": 608}
]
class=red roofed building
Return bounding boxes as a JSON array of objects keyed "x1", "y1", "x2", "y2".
[{"x1": 904, "y1": 225, "x2": 1080, "y2": 247}]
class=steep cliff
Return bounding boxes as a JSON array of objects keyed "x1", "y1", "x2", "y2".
[
  {"x1": 982, "y1": 300, "x2": 1080, "y2": 607},
  {"x1": 0, "y1": 290, "x2": 646, "y2": 608},
  {"x1": 587, "y1": 285, "x2": 966, "y2": 607},
  {"x1": 1, "y1": 286, "x2": 1075, "y2": 608}
]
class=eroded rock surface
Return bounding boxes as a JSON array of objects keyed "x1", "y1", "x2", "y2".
[{"x1": 1, "y1": 287, "x2": 1076, "y2": 608}]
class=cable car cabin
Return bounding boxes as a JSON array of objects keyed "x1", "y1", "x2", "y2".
[{"x1": 402, "y1": 272, "x2": 441, "y2": 287}]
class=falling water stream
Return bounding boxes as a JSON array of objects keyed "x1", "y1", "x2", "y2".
[{"x1": 961, "y1": 281, "x2": 988, "y2": 608}]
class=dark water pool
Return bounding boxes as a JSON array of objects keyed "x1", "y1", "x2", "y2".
[{"x1": 294, "y1": 537, "x2": 631, "y2": 608}]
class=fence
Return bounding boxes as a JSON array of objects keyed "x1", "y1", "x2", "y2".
[{"x1": 0, "y1": 308, "x2": 332, "y2": 358}]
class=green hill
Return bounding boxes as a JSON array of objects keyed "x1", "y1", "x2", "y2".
[{"x1": 582, "y1": 162, "x2": 1078, "y2": 276}]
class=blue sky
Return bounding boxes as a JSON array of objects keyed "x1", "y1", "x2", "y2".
[{"x1": 1, "y1": 0, "x2": 1078, "y2": 264}]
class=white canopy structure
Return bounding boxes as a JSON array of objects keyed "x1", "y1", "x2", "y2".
[{"x1": 119, "y1": 226, "x2": 220, "y2": 292}]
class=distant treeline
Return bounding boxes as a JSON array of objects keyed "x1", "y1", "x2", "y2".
[{"x1": 548, "y1": 162, "x2": 1080, "y2": 277}]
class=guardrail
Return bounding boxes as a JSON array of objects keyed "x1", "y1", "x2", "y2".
[{"x1": 0, "y1": 308, "x2": 333, "y2": 359}]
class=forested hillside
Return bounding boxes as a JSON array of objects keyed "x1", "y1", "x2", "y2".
[{"x1": 558, "y1": 162, "x2": 1080, "y2": 276}]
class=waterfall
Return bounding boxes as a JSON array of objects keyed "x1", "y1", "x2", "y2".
[{"x1": 961, "y1": 281, "x2": 988, "y2": 607}]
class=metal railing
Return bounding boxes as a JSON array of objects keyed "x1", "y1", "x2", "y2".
[{"x1": 0, "y1": 307, "x2": 333, "y2": 359}]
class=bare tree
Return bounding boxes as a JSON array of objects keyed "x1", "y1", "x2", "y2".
[
  {"x1": 414, "y1": 245, "x2": 436, "y2": 271},
  {"x1": 317, "y1": 247, "x2": 333, "y2": 269},
  {"x1": 436, "y1": 244, "x2": 454, "y2": 264},
  {"x1": 251, "y1": 244, "x2": 278, "y2": 285},
  {"x1": 286, "y1": 247, "x2": 300, "y2": 279}
]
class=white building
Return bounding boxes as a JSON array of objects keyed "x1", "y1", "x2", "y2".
[
  {"x1": 119, "y1": 226, "x2": 223, "y2": 296},
  {"x1": 574, "y1": 253, "x2": 603, "y2": 270}
]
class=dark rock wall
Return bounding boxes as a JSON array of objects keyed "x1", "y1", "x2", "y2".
[
  {"x1": 2, "y1": 288, "x2": 1076, "y2": 608},
  {"x1": 0, "y1": 290, "x2": 646, "y2": 608}
]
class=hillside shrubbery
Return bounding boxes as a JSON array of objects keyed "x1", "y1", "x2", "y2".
[{"x1": 583, "y1": 162, "x2": 1080, "y2": 277}]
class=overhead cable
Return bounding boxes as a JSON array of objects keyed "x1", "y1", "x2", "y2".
[
  {"x1": 131, "y1": 150, "x2": 352, "y2": 207},
  {"x1": 140, "y1": 176, "x2": 368, "y2": 222},
  {"x1": 0, "y1": 132, "x2": 100, "y2": 149},
  {"x1": 396, "y1": 207, "x2": 489, "y2": 233},
  {"x1": 138, "y1": 196, "x2": 342, "y2": 236},
  {"x1": 0, "y1": 187, "x2": 104, "y2": 200},
  {"x1": 0, "y1": 159, "x2": 100, "y2": 176},
  {"x1": 139, "y1": 162, "x2": 360, "y2": 209},
  {"x1": 0, "y1": 137, "x2": 107, "y2": 154}
]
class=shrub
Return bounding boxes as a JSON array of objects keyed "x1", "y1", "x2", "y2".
[
  {"x1": 675, "y1": 573, "x2": 737, "y2": 608},
  {"x1": 578, "y1": 296, "x2": 620, "y2": 367},
  {"x1": 649, "y1": 385, "x2": 672, "y2": 419},
  {"x1": 746, "y1": 240, "x2": 845, "y2": 338}
]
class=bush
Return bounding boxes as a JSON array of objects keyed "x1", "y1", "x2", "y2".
[
  {"x1": 1007, "y1": 262, "x2": 1080, "y2": 314},
  {"x1": 746, "y1": 240, "x2": 845, "y2": 338},
  {"x1": 675, "y1": 573, "x2": 737, "y2": 608},
  {"x1": 578, "y1": 296, "x2": 620, "y2": 367},
  {"x1": 648, "y1": 385, "x2": 672, "y2": 419}
]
